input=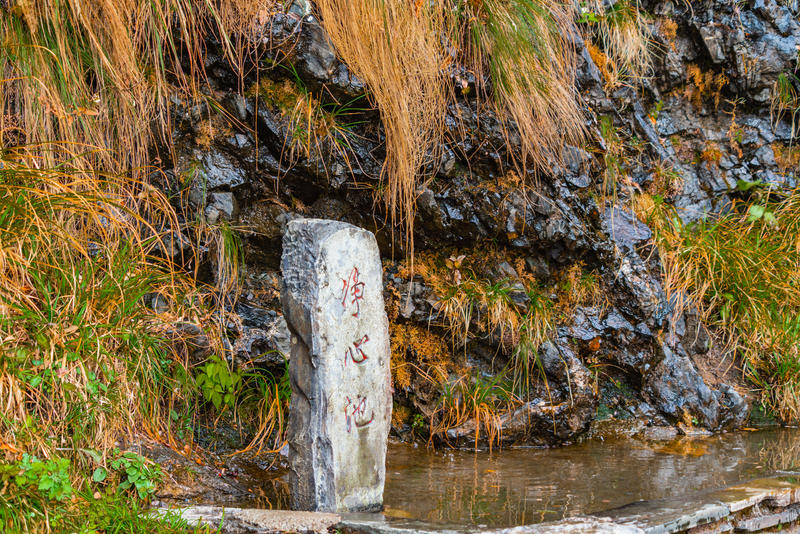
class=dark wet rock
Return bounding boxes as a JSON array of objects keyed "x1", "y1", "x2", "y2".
[
  {"x1": 643, "y1": 344, "x2": 720, "y2": 427},
  {"x1": 205, "y1": 192, "x2": 239, "y2": 224},
  {"x1": 196, "y1": 149, "x2": 248, "y2": 191},
  {"x1": 612, "y1": 252, "x2": 668, "y2": 329},
  {"x1": 233, "y1": 311, "x2": 291, "y2": 367},
  {"x1": 603, "y1": 207, "x2": 652, "y2": 253},
  {"x1": 172, "y1": 322, "x2": 213, "y2": 363},
  {"x1": 292, "y1": 16, "x2": 366, "y2": 101},
  {"x1": 715, "y1": 384, "x2": 750, "y2": 429}
]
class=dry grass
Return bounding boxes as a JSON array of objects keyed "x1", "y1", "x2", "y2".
[
  {"x1": 771, "y1": 72, "x2": 800, "y2": 138},
  {"x1": 648, "y1": 161, "x2": 684, "y2": 197},
  {"x1": 587, "y1": 41, "x2": 621, "y2": 88},
  {"x1": 315, "y1": 0, "x2": 447, "y2": 251},
  {"x1": 390, "y1": 323, "x2": 452, "y2": 391},
  {"x1": 773, "y1": 142, "x2": 800, "y2": 171},
  {"x1": 554, "y1": 263, "x2": 606, "y2": 316},
  {"x1": 430, "y1": 371, "x2": 518, "y2": 450},
  {"x1": 412, "y1": 249, "x2": 557, "y2": 394},
  {"x1": 457, "y1": 0, "x2": 586, "y2": 170},
  {"x1": 685, "y1": 64, "x2": 728, "y2": 110},
  {"x1": 0, "y1": 0, "x2": 274, "y2": 175},
  {"x1": 0, "y1": 147, "x2": 223, "y2": 462},
  {"x1": 698, "y1": 143, "x2": 723, "y2": 167},
  {"x1": 658, "y1": 18, "x2": 678, "y2": 48},
  {"x1": 582, "y1": 0, "x2": 652, "y2": 86},
  {"x1": 315, "y1": 0, "x2": 586, "y2": 248},
  {"x1": 635, "y1": 191, "x2": 800, "y2": 421},
  {"x1": 594, "y1": 0, "x2": 651, "y2": 83}
]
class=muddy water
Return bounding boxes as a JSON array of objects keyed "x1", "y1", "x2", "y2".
[{"x1": 379, "y1": 428, "x2": 800, "y2": 528}]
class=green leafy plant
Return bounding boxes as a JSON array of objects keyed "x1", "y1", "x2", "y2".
[
  {"x1": 4, "y1": 454, "x2": 73, "y2": 502},
  {"x1": 110, "y1": 451, "x2": 162, "y2": 500},
  {"x1": 196, "y1": 356, "x2": 242, "y2": 410}
]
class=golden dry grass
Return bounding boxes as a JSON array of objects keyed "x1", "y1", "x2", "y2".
[
  {"x1": 457, "y1": 0, "x2": 587, "y2": 170},
  {"x1": 588, "y1": 0, "x2": 652, "y2": 85},
  {"x1": 315, "y1": 0, "x2": 447, "y2": 251},
  {"x1": 315, "y1": 0, "x2": 587, "y2": 248},
  {"x1": 0, "y1": 0, "x2": 273, "y2": 175},
  {"x1": 0, "y1": 147, "x2": 225, "y2": 461}
]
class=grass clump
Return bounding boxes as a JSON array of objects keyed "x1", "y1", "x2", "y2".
[
  {"x1": 250, "y1": 76, "x2": 364, "y2": 176},
  {"x1": 580, "y1": 0, "x2": 652, "y2": 86},
  {"x1": 771, "y1": 72, "x2": 800, "y2": 138},
  {"x1": 0, "y1": 0, "x2": 274, "y2": 174},
  {"x1": 455, "y1": 0, "x2": 587, "y2": 170},
  {"x1": 430, "y1": 371, "x2": 518, "y2": 450},
  {"x1": 635, "y1": 191, "x2": 800, "y2": 421},
  {"x1": 0, "y1": 149, "x2": 242, "y2": 530},
  {"x1": 413, "y1": 251, "x2": 556, "y2": 394},
  {"x1": 314, "y1": 0, "x2": 447, "y2": 250},
  {"x1": 0, "y1": 153, "x2": 216, "y2": 457},
  {"x1": 685, "y1": 64, "x2": 728, "y2": 111}
]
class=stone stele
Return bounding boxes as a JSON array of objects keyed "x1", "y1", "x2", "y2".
[{"x1": 281, "y1": 218, "x2": 392, "y2": 513}]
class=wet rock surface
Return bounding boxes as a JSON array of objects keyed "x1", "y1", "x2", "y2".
[{"x1": 154, "y1": 505, "x2": 340, "y2": 534}]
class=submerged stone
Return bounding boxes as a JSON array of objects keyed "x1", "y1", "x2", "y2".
[{"x1": 281, "y1": 218, "x2": 391, "y2": 513}]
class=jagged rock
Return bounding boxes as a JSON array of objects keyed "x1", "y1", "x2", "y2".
[
  {"x1": 643, "y1": 344, "x2": 720, "y2": 427},
  {"x1": 205, "y1": 192, "x2": 239, "y2": 224},
  {"x1": 603, "y1": 207, "x2": 652, "y2": 253},
  {"x1": 196, "y1": 149, "x2": 247, "y2": 190},
  {"x1": 164, "y1": 0, "x2": 800, "y2": 443}
]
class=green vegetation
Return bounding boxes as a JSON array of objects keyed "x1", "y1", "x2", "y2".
[
  {"x1": 636, "y1": 189, "x2": 800, "y2": 421},
  {"x1": 0, "y1": 449, "x2": 211, "y2": 533}
]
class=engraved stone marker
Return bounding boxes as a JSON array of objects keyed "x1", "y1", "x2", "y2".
[{"x1": 281, "y1": 219, "x2": 391, "y2": 513}]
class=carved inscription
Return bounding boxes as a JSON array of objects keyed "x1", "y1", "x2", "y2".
[
  {"x1": 344, "y1": 394, "x2": 374, "y2": 432},
  {"x1": 344, "y1": 334, "x2": 370, "y2": 366},
  {"x1": 340, "y1": 265, "x2": 372, "y2": 432},
  {"x1": 339, "y1": 267, "x2": 365, "y2": 318}
]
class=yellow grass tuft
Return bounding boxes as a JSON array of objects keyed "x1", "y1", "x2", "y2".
[
  {"x1": 314, "y1": 0, "x2": 447, "y2": 251},
  {"x1": 1, "y1": 0, "x2": 272, "y2": 175}
]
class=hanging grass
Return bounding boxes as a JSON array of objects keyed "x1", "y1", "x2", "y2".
[
  {"x1": 0, "y1": 0, "x2": 276, "y2": 174},
  {"x1": 453, "y1": 0, "x2": 587, "y2": 171}
]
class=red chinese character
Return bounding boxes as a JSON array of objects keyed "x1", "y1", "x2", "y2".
[
  {"x1": 339, "y1": 267, "x2": 365, "y2": 317},
  {"x1": 344, "y1": 334, "x2": 370, "y2": 366},
  {"x1": 344, "y1": 395, "x2": 374, "y2": 433}
]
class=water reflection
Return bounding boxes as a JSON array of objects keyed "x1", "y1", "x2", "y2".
[{"x1": 382, "y1": 428, "x2": 800, "y2": 528}]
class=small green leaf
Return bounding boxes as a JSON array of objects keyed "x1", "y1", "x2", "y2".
[{"x1": 92, "y1": 467, "x2": 107, "y2": 482}]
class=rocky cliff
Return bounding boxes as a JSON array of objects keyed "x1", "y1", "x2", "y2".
[{"x1": 164, "y1": 0, "x2": 800, "y2": 447}]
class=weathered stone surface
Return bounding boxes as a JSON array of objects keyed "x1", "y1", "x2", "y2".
[
  {"x1": 281, "y1": 218, "x2": 391, "y2": 512},
  {"x1": 153, "y1": 505, "x2": 340, "y2": 534},
  {"x1": 595, "y1": 476, "x2": 800, "y2": 533}
]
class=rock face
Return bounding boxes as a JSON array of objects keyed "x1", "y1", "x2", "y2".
[
  {"x1": 281, "y1": 219, "x2": 391, "y2": 512},
  {"x1": 165, "y1": 0, "x2": 800, "y2": 444}
]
